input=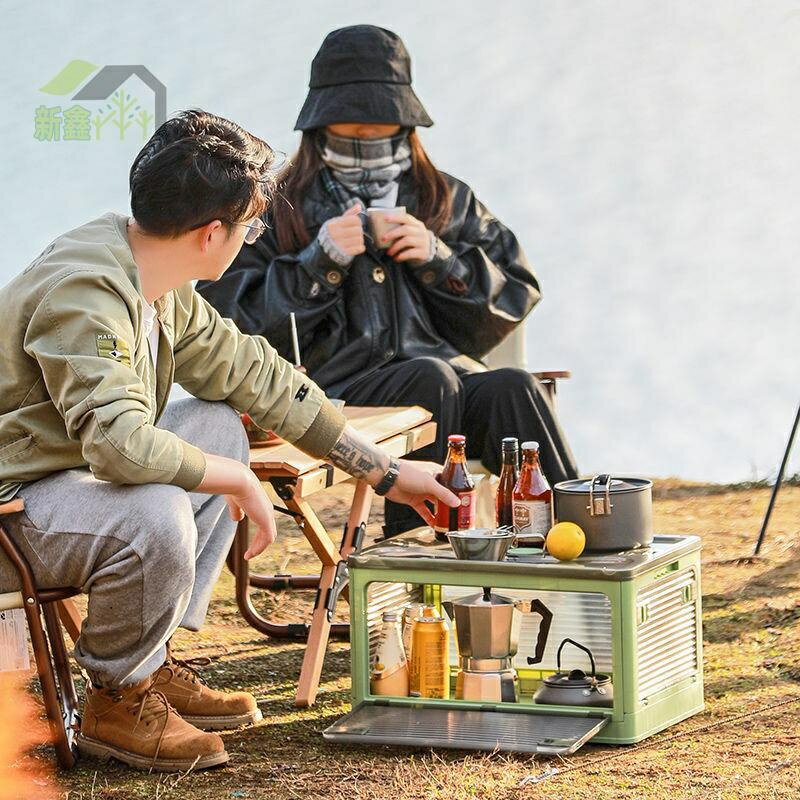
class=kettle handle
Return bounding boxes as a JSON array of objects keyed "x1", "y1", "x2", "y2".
[
  {"x1": 525, "y1": 599, "x2": 553, "y2": 665},
  {"x1": 556, "y1": 637, "x2": 597, "y2": 677}
]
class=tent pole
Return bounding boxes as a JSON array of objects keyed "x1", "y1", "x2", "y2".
[{"x1": 753, "y1": 401, "x2": 800, "y2": 556}]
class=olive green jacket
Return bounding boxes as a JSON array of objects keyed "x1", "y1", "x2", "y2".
[{"x1": 0, "y1": 213, "x2": 346, "y2": 501}]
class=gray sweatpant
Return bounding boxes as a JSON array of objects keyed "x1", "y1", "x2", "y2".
[{"x1": 0, "y1": 398, "x2": 249, "y2": 688}]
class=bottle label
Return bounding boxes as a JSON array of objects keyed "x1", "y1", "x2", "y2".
[
  {"x1": 513, "y1": 499, "x2": 551, "y2": 538},
  {"x1": 435, "y1": 490, "x2": 476, "y2": 532}
]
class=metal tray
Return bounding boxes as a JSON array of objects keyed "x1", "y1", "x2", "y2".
[{"x1": 323, "y1": 702, "x2": 609, "y2": 755}]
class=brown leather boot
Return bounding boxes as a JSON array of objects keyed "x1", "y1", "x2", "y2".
[
  {"x1": 152, "y1": 652, "x2": 262, "y2": 731},
  {"x1": 77, "y1": 678, "x2": 229, "y2": 771}
]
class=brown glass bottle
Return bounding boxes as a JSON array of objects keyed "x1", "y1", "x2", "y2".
[
  {"x1": 495, "y1": 437, "x2": 519, "y2": 529},
  {"x1": 512, "y1": 441, "x2": 551, "y2": 543},
  {"x1": 434, "y1": 435, "x2": 475, "y2": 541}
]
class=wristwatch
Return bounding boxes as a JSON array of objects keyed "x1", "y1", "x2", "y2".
[{"x1": 374, "y1": 457, "x2": 401, "y2": 496}]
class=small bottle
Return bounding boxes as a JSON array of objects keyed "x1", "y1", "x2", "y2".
[
  {"x1": 434, "y1": 434, "x2": 476, "y2": 541},
  {"x1": 495, "y1": 437, "x2": 519, "y2": 529},
  {"x1": 370, "y1": 611, "x2": 409, "y2": 697},
  {"x1": 401, "y1": 602, "x2": 426, "y2": 661},
  {"x1": 512, "y1": 441, "x2": 552, "y2": 544}
]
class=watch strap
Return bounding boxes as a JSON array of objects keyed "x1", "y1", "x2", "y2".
[{"x1": 374, "y1": 457, "x2": 401, "y2": 496}]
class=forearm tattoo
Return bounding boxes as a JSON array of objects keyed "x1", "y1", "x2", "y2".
[{"x1": 328, "y1": 427, "x2": 390, "y2": 483}]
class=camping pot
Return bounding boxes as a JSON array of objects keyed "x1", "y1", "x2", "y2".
[
  {"x1": 533, "y1": 638, "x2": 613, "y2": 708},
  {"x1": 553, "y1": 474, "x2": 653, "y2": 552}
]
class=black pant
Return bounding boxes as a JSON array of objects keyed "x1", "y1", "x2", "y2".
[{"x1": 339, "y1": 357, "x2": 579, "y2": 536}]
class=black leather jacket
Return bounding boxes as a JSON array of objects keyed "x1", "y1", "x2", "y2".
[{"x1": 198, "y1": 169, "x2": 540, "y2": 397}]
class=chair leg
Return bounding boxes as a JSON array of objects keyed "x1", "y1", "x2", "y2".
[
  {"x1": 42, "y1": 602, "x2": 80, "y2": 766},
  {"x1": 22, "y1": 600, "x2": 77, "y2": 769},
  {"x1": 56, "y1": 598, "x2": 82, "y2": 644}
]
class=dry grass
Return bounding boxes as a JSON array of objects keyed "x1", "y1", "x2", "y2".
[{"x1": 23, "y1": 482, "x2": 800, "y2": 799}]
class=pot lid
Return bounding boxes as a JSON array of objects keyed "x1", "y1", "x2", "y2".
[
  {"x1": 554, "y1": 476, "x2": 652, "y2": 494},
  {"x1": 543, "y1": 669, "x2": 612, "y2": 690}
]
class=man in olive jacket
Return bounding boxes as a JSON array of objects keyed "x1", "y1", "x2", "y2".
[{"x1": 0, "y1": 110, "x2": 456, "y2": 772}]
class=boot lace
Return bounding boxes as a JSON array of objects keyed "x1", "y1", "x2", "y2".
[
  {"x1": 106, "y1": 684, "x2": 174, "y2": 769},
  {"x1": 163, "y1": 654, "x2": 213, "y2": 686}
]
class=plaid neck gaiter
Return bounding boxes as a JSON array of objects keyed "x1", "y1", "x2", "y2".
[{"x1": 317, "y1": 129, "x2": 412, "y2": 209}]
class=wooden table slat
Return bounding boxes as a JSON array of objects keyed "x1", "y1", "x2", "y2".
[{"x1": 249, "y1": 405, "x2": 433, "y2": 475}]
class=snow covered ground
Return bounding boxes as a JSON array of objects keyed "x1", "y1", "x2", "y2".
[{"x1": 1, "y1": 1, "x2": 797, "y2": 482}]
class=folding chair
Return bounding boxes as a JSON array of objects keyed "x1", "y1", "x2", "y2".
[
  {"x1": 0, "y1": 499, "x2": 81, "y2": 769},
  {"x1": 469, "y1": 326, "x2": 571, "y2": 521}
]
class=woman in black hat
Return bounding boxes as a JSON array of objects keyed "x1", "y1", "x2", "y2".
[{"x1": 199, "y1": 24, "x2": 578, "y2": 536}]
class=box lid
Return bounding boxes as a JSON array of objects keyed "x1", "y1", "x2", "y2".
[{"x1": 351, "y1": 533, "x2": 700, "y2": 580}]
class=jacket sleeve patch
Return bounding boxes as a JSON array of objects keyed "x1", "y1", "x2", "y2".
[
  {"x1": 294, "y1": 383, "x2": 309, "y2": 402},
  {"x1": 95, "y1": 333, "x2": 131, "y2": 366}
]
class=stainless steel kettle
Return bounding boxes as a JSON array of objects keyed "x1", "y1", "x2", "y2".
[
  {"x1": 450, "y1": 589, "x2": 552, "y2": 663},
  {"x1": 533, "y1": 638, "x2": 613, "y2": 708}
]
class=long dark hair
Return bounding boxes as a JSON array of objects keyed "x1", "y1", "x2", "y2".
[{"x1": 272, "y1": 129, "x2": 453, "y2": 253}]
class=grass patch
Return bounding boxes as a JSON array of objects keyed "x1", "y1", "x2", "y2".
[{"x1": 23, "y1": 484, "x2": 800, "y2": 798}]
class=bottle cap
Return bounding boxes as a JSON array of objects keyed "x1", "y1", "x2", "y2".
[
  {"x1": 521, "y1": 441, "x2": 540, "y2": 451},
  {"x1": 448, "y1": 434, "x2": 466, "y2": 444},
  {"x1": 382, "y1": 611, "x2": 399, "y2": 622},
  {"x1": 501, "y1": 437, "x2": 519, "y2": 452}
]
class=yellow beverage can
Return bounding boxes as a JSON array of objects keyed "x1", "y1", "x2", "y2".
[{"x1": 409, "y1": 605, "x2": 450, "y2": 699}]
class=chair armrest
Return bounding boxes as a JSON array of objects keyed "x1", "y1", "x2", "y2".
[
  {"x1": 531, "y1": 370, "x2": 571, "y2": 381},
  {"x1": 531, "y1": 370, "x2": 571, "y2": 408}
]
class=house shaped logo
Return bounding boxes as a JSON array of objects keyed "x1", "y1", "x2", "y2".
[{"x1": 34, "y1": 59, "x2": 166, "y2": 143}]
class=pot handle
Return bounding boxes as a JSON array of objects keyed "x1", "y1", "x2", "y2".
[
  {"x1": 587, "y1": 474, "x2": 614, "y2": 516},
  {"x1": 556, "y1": 637, "x2": 597, "y2": 677},
  {"x1": 525, "y1": 599, "x2": 554, "y2": 665}
]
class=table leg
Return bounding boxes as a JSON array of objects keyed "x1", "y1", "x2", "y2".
[{"x1": 295, "y1": 480, "x2": 374, "y2": 707}]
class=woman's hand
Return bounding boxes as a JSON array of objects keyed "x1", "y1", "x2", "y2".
[
  {"x1": 325, "y1": 203, "x2": 366, "y2": 257},
  {"x1": 382, "y1": 211, "x2": 432, "y2": 263}
]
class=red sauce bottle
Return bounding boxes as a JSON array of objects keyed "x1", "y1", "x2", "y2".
[
  {"x1": 434, "y1": 435, "x2": 475, "y2": 541},
  {"x1": 512, "y1": 441, "x2": 551, "y2": 544}
]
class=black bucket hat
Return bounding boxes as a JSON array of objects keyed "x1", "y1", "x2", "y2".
[{"x1": 294, "y1": 25, "x2": 433, "y2": 131}]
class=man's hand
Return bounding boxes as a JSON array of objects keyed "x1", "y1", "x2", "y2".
[
  {"x1": 382, "y1": 211, "x2": 432, "y2": 263},
  {"x1": 325, "y1": 203, "x2": 366, "y2": 257},
  {"x1": 196, "y1": 454, "x2": 277, "y2": 560},
  {"x1": 327, "y1": 427, "x2": 459, "y2": 522},
  {"x1": 225, "y1": 473, "x2": 277, "y2": 559},
  {"x1": 384, "y1": 460, "x2": 458, "y2": 526}
]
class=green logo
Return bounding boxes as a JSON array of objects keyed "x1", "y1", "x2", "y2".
[
  {"x1": 34, "y1": 60, "x2": 166, "y2": 143},
  {"x1": 96, "y1": 333, "x2": 131, "y2": 366}
]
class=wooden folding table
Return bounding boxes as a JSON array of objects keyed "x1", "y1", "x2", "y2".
[{"x1": 228, "y1": 405, "x2": 436, "y2": 707}]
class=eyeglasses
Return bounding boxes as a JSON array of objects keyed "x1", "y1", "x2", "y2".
[
  {"x1": 231, "y1": 216, "x2": 267, "y2": 245},
  {"x1": 189, "y1": 214, "x2": 267, "y2": 244}
]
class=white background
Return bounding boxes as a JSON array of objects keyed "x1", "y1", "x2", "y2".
[{"x1": 1, "y1": 1, "x2": 797, "y2": 483}]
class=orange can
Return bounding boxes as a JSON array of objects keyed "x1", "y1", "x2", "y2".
[{"x1": 409, "y1": 605, "x2": 450, "y2": 699}]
